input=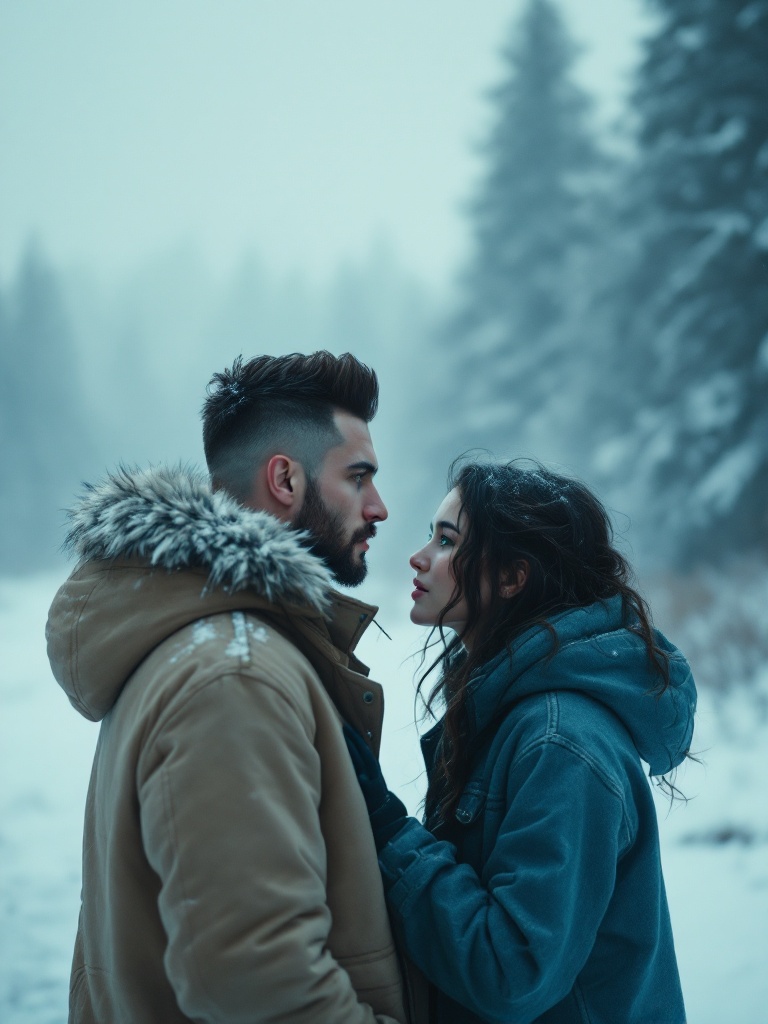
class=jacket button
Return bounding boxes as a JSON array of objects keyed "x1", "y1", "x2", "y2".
[
  {"x1": 456, "y1": 809, "x2": 471, "y2": 822},
  {"x1": 359, "y1": 613, "x2": 367, "y2": 623},
  {"x1": 362, "y1": 691, "x2": 375, "y2": 704}
]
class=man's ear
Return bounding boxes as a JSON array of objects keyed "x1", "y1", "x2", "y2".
[
  {"x1": 265, "y1": 455, "x2": 307, "y2": 514},
  {"x1": 499, "y1": 560, "x2": 529, "y2": 599}
]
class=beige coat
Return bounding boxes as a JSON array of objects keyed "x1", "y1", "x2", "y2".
[{"x1": 46, "y1": 466, "x2": 426, "y2": 1024}]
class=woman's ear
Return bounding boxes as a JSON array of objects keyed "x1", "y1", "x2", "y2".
[{"x1": 499, "y1": 560, "x2": 528, "y2": 599}]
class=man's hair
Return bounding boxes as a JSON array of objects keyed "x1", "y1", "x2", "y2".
[{"x1": 202, "y1": 351, "x2": 379, "y2": 500}]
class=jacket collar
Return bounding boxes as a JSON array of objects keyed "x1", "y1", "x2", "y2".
[
  {"x1": 51, "y1": 465, "x2": 388, "y2": 732},
  {"x1": 327, "y1": 592, "x2": 379, "y2": 657},
  {"x1": 65, "y1": 464, "x2": 334, "y2": 614}
]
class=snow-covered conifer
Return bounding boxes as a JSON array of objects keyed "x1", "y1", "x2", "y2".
[
  {"x1": 596, "y1": 0, "x2": 768, "y2": 563},
  {"x1": 440, "y1": 0, "x2": 607, "y2": 462}
]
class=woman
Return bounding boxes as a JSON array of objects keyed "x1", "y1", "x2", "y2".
[{"x1": 345, "y1": 460, "x2": 695, "y2": 1024}]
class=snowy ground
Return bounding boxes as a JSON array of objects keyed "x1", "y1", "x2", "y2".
[{"x1": 1, "y1": 572, "x2": 767, "y2": 1023}]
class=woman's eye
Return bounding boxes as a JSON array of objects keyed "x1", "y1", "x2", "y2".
[{"x1": 439, "y1": 535, "x2": 454, "y2": 548}]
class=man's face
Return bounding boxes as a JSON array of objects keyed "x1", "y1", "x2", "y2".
[{"x1": 294, "y1": 411, "x2": 388, "y2": 586}]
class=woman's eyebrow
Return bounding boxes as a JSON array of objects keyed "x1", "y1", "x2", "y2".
[{"x1": 432, "y1": 520, "x2": 460, "y2": 534}]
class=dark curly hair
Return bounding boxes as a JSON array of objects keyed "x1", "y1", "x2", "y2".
[
  {"x1": 202, "y1": 351, "x2": 378, "y2": 499},
  {"x1": 419, "y1": 458, "x2": 675, "y2": 827}
]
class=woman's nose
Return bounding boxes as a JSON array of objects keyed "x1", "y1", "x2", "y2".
[{"x1": 410, "y1": 549, "x2": 428, "y2": 571}]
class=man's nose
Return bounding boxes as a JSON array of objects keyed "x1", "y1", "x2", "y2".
[{"x1": 364, "y1": 486, "x2": 388, "y2": 523}]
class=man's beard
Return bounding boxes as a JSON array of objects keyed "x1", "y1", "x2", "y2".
[{"x1": 294, "y1": 476, "x2": 375, "y2": 587}]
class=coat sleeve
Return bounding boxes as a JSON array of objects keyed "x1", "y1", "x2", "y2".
[
  {"x1": 378, "y1": 738, "x2": 628, "y2": 1022},
  {"x1": 137, "y1": 664, "x2": 402, "y2": 1024}
]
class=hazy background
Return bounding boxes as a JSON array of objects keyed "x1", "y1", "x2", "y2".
[
  {"x1": 3, "y1": 0, "x2": 766, "y2": 665},
  {"x1": 0, "y1": 1, "x2": 644, "y2": 283},
  {"x1": 0, "y1": 0, "x2": 652, "y2": 571},
  {"x1": 2, "y1": 1, "x2": 768, "y2": 1021}
]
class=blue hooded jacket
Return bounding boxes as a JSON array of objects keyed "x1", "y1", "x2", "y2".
[{"x1": 379, "y1": 596, "x2": 696, "y2": 1024}]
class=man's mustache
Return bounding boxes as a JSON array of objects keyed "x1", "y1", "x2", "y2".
[{"x1": 351, "y1": 524, "x2": 377, "y2": 544}]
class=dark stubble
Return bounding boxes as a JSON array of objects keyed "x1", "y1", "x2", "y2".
[{"x1": 294, "y1": 475, "x2": 375, "y2": 587}]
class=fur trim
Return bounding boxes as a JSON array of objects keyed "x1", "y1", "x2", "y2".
[{"x1": 65, "y1": 465, "x2": 333, "y2": 613}]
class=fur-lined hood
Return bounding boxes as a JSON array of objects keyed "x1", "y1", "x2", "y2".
[
  {"x1": 46, "y1": 465, "x2": 368, "y2": 723},
  {"x1": 64, "y1": 464, "x2": 333, "y2": 611}
]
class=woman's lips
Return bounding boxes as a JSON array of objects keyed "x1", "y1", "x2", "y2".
[{"x1": 412, "y1": 578, "x2": 428, "y2": 600}]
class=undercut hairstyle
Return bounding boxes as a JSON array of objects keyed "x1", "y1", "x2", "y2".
[{"x1": 201, "y1": 351, "x2": 379, "y2": 500}]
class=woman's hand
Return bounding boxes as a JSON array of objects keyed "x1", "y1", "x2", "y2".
[{"x1": 343, "y1": 725, "x2": 410, "y2": 852}]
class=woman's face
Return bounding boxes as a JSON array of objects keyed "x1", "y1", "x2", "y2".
[{"x1": 409, "y1": 488, "x2": 471, "y2": 634}]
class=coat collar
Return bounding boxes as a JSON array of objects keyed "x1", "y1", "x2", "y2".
[
  {"x1": 64, "y1": 464, "x2": 334, "y2": 614},
  {"x1": 51, "y1": 465, "x2": 388, "y2": 736}
]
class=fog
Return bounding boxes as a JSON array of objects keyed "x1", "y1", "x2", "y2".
[
  {"x1": 0, "y1": 0, "x2": 653, "y2": 574},
  {"x1": 0, "y1": 0, "x2": 646, "y2": 284},
  {"x1": 2, "y1": 0, "x2": 767, "y2": 1020}
]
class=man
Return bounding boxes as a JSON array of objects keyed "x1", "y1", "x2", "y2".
[{"x1": 47, "y1": 352, "x2": 424, "y2": 1023}]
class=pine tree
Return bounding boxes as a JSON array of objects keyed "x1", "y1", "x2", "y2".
[
  {"x1": 441, "y1": 0, "x2": 606, "y2": 462},
  {"x1": 0, "y1": 244, "x2": 94, "y2": 571},
  {"x1": 597, "y1": 0, "x2": 768, "y2": 563}
]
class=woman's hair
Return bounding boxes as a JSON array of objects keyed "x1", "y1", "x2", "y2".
[{"x1": 419, "y1": 457, "x2": 672, "y2": 828}]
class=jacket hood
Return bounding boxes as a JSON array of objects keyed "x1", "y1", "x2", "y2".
[
  {"x1": 466, "y1": 596, "x2": 696, "y2": 776},
  {"x1": 64, "y1": 464, "x2": 333, "y2": 608},
  {"x1": 47, "y1": 465, "x2": 340, "y2": 722}
]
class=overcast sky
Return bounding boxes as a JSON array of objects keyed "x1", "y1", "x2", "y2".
[{"x1": 1, "y1": 0, "x2": 650, "y2": 289}]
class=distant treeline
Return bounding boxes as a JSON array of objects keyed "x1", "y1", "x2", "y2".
[
  {"x1": 1, "y1": 0, "x2": 766, "y2": 577},
  {"x1": 0, "y1": 242, "x2": 437, "y2": 572},
  {"x1": 0, "y1": 247, "x2": 97, "y2": 572}
]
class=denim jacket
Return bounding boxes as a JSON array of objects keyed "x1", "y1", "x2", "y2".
[{"x1": 379, "y1": 597, "x2": 696, "y2": 1024}]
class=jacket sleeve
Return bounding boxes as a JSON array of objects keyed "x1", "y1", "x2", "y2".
[
  {"x1": 378, "y1": 738, "x2": 628, "y2": 1022},
  {"x1": 137, "y1": 664, "x2": 402, "y2": 1024}
]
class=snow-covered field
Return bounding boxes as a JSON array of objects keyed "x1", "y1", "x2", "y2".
[{"x1": 1, "y1": 572, "x2": 767, "y2": 1023}]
